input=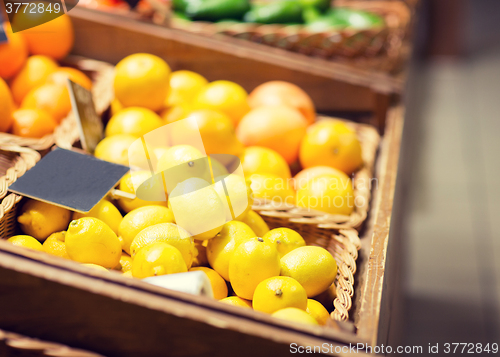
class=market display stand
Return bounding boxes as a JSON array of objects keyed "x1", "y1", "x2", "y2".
[
  {"x1": 0, "y1": 4, "x2": 413, "y2": 355},
  {"x1": 68, "y1": 6, "x2": 403, "y2": 130}
]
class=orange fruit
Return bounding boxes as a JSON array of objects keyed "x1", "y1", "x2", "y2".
[
  {"x1": 21, "y1": 83, "x2": 71, "y2": 124},
  {"x1": 46, "y1": 67, "x2": 92, "y2": 90},
  {"x1": 299, "y1": 119, "x2": 362, "y2": 175},
  {"x1": 193, "y1": 80, "x2": 250, "y2": 126},
  {"x1": 293, "y1": 166, "x2": 347, "y2": 191},
  {"x1": 236, "y1": 106, "x2": 307, "y2": 164},
  {"x1": 0, "y1": 24, "x2": 28, "y2": 79},
  {"x1": 295, "y1": 173, "x2": 354, "y2": 215},
  {"x1": 240, "y1": 146, "x2": 291, "y2": 180},
  {"x1": 10, "y1": 55, "x2": 59, "y2": 105},
  {"x1": 0, "y1": 78, "x2": 14, "y2": 132},
  {"x1": 114, "y1": 53, "x2": 171, "y2": 111},
  {"x1": 183, "y1": 109, "x2": 244, "y2": 157},
  {"x1": 11, "y1": 109, "x2": 57, "y2": 138},
  {"x1": 12, "y1": 11, "x2": 74, "y2": 60},
  {"x1": 248, "y1": 81, "x2": 316, "y2": 125}
]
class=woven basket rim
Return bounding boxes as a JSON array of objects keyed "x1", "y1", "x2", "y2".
[
  {"x1": 0, "y1": 144, "x2": 41, "y2": 222},
  {"x1": 253, "y1": 116, "x2": 380, "y2": 231}
]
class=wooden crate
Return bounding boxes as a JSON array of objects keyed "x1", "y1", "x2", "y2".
[
  {"x1": 67, "y1": 6, "x2": 404, "y2": 131},
  {"x1": 0, "y1": 103, "x2": 404, "y2": 355}
]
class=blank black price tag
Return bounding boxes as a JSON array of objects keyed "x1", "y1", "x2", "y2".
[
  {"x1": 67, "y1": 79, "x2": 103, "y2": 154},
  {"x1": 9, "y1": 147, "x2": 129, "y2": 213}
]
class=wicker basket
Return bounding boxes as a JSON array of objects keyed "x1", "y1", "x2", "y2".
[
  {"x1": 0, "y1": 57, "x2": 115, "y2": 152},
  {"x1": 168, "y1": 0, "x2": 411, "y2": 73},
  {"x1": 253, "y1": 117, "x2": 380, "y2": 233},
  {"x1": 0, "y1": 144, "x2": 40, "y2": 239}
]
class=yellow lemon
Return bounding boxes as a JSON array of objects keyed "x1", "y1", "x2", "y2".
[
  {"x1": 116, "y1": 253, "x2": 133, "y2": 272},
  {"x1": 156, "y1": 145, "x2": 208, "y2": 190},
  {"x1": 105, "y1": 107, "x2": 163, "y2": 138},
  {"x1": 117, "y1": 171, "x2": 168, "y2": 213},
  {"x1": 295, "y1": 173, "x2": 354, "y2": 216},
  {"x1": 169, "y1": 177, "x2": 225, "y2": 240},
  {"x1": 263, "y1": 228, "x2": 306, "y2": 258},
  {"x1": 306, "y1": 299, "x2": 330, "y2": 325},
  {"x1": 206, "y1": 220, "x2": 256, "y2": 281},
  {"x1": 253, "y1": 276, "x2": 307, "y2": 314},
  {"x1": 271, "y1": 307, "x2": 318, "y2": 325},
  {"x1": 249, "y1": 173, "x2": 295, "y2": 205},
  {"x1": 214, "y1": 174, "x2": 252, "y2": 221},
  {"x1": 65, "y1": 217, "x2": 122, "y2": 269},
  {"x1": 190, "y1": 266, "x2": 228, "y2": 300},
  {"x1": 237, "y1": 209, "x2": 270, "y2": 237},
  {"x1": 73, "y1": 199, "x2": 123, "y2": 235},
  {"x1": 114, "y1": 53, "x2": 171, "y2": 112},
  {"x1": 159, "y1": 104, "x2": 190, "y2": 124},
  {"x1": 209, "y1": 156, "x2": 229, "y2": 178},
  {"x1": 293, "y1": 166, "x2": 347, "y2": 191},
  {"x1": 166, "y1": 70, "x2": 208, "y2": 107},
  {"x1": 17, "y1": 200, "x2": 71, "y2": 241},
  {"x1": 42, "y1": 231, "x2": 69, "y2": 258},
  {"x1": 241, "y1": 146, "x2": 291, "y2": 180},
  {"x1": 130, "y1": 223, "x2": 195, "y2": 269},
  {"x1": 194, "y1": 80, "x2": 250, "y2": 126},
  {"x1": 280, "y1": 246, "x2": 337, "y2": 297},
  {"x1": 7, "y1": 235, "x2": 43, "y2": 251},
  {"x1": 132, "y1": 242, "x2": 187, "y2": 278},
  {"x1": 228, "y1": 237, "x2": 280, "y2": 300},
  {"x1": 83, "y1": 264, "x2": 109, "y2": 272},
  {"x1": 94, "y1": 134, "x2": 137, "y2": 166},
  {"x1": 183, "y1": 109, "x2": 244, "y2": 157},
  {"x1": 220, "y1": 296, "x2": 252, "y2": 308},
  {"x1": 119, "y1": 205, "x2": 175, "y2": 254}
]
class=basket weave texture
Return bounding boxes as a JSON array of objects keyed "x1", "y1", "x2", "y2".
[
  {"x1": 253, "y1": 117, "x2": 380, "y2": 233},
  {"x1": 169, "y1": 0, "x2": 411, "y2": 73},
  {"x1": 0, "y1": 144, "x2": 40, "y2": 239}
]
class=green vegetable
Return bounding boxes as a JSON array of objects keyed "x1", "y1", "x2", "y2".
[
  {"x1": 172, "y1": 0, "x2": 197, "y2": 13},
  {"x1": 302, "y1": 6, "x2": 322, "y2": 23},
  {"x1": 244, "y1": 0, "x2": 304, "y2": 24},
  {"x1": 173, "y1": 11, "x2": 191, "y2": 21},
  {"x1": 186, "y1": 0, "x2": 251, "y2": 21},
  {"x1": 298, "y1": 0, "x2": 329, "y2": 12},
  {"x1": 327, "y1": 8, "x2": 384, "y2": 29}
]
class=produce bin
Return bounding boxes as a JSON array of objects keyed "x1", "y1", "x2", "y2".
[
  {"x1": 0, "y1": 3, "x2": 408, "y2": 355},
  {"x1": 0, "y1": 103, "x2": 404, "y2": 355}
]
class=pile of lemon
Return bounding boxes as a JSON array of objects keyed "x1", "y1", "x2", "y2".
[
  {"x1": 8, "y1": 197, "x2": 336, "y2": 327},
  {"x1": 94, "y1": 53, "x2": 362, "y2": 217}
]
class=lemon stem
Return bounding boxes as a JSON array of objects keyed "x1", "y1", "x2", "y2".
[
  {"x1": 257, "y1": 237, "x2": 264, "y2": 242},
  {"x1": 275, "y1": 289, "x2": 283, "y2": 297}
]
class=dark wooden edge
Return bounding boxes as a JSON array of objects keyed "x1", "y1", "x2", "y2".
[
  {"x1": 69, "y1": 6, "x2": 404, "y2": 95},
  {"x1": 353, "y1": 105, "x2": 404, "y2": 345},
  {"x1": 0, "y1": 240, "x2": 376, "y2": 356}
]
